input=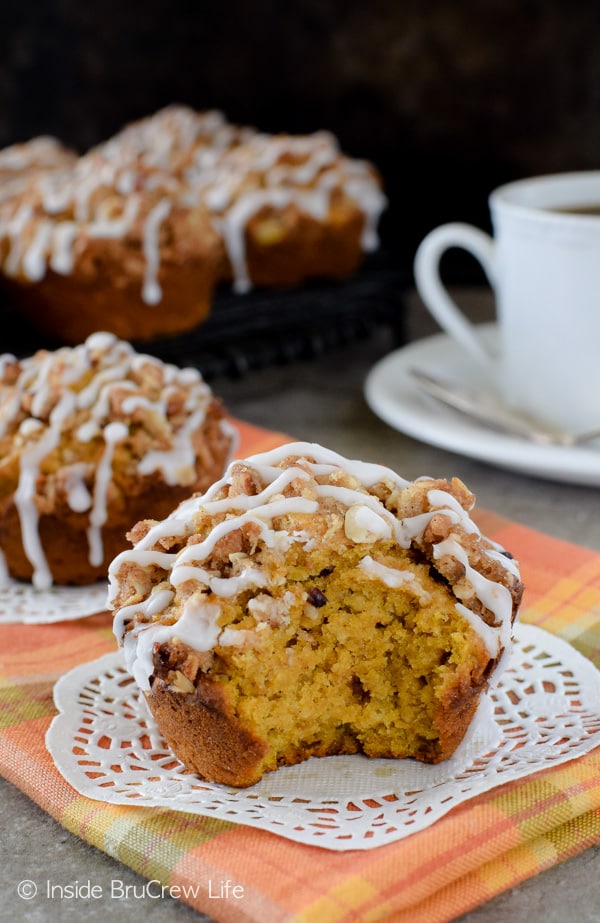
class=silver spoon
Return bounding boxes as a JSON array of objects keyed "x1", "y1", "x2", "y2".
[{"x1": 409, "y1": 368, "x2": 600, "y2": 448}]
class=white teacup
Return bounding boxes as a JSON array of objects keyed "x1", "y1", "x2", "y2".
[{"x1": 414, "y1": 171, "x2": 600, "y2": 436}]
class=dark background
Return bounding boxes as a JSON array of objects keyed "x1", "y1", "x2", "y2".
[{"x1": 1, "y1": 0, "x2": 599, "y2": 282}]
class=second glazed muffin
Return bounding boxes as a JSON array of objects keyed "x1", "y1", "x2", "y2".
[{"x1": 0, "y1": 332, "x2": 237, "y2": 589}]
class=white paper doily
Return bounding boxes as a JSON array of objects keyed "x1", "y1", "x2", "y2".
[
  {"x1": 46, "y1": 624, "x2": 600, "y2": 851},
  {"x1": 0, "y1": 578, "x2": 108, "y2": 624}
]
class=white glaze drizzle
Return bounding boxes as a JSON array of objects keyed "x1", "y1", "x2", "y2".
[
  {"x1": 357, "y1": 555, "x2": 432, "y2": 605},
  {"x1": 109, "y1": 441, "x2": 520, "y2": 689},
  {"x1": 220, "y1": 186, "x2": 330, "y2": 294},
  {"x1": 432, "y1": 537, "x2": 514, "y2": 660},
  {"x1": 0, "y1": 137, "x2": 76, "y2": 206},
  {"x1": 15, "y1": 391, "x2": 77, "y2": 589},
  {"x1": 86, "y1": 421, "x2": 128, "y2": 566},
  {"x1": 137, "y1": 405, "x2": 214, "y2": 486},
  {"x1": 0, "y1": 332, "x2": 228, "y2": 589},
  {"x1": 123, "y1": 597, "x2": 223, "y2": 692},
  {"x1": 49, "y1": 221, "x2": 78, "y2": 274},
  {"x1": 62, "y1": 463, "x2": 93, "y2": 513},
  {"x1": 142, "y1": 197, "x2": 171, "y2": 304},
  {"x1": 427, "y1": 488, "x2": 480, "y2": 534},
  {"x1": 485, "y1": 546, "x2": 521, "y2": 578}
]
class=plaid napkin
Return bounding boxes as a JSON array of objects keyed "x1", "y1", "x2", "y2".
[{"x1": 0, "y1": 419, "x2": 599, "y2": 923}]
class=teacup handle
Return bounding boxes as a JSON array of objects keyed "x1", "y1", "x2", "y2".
[{"x1": 413, "y1": 222, "x2": 498, "y2": 366}]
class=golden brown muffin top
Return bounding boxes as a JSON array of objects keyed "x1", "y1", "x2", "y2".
[{"x1": 109, "y1": 441, "x2": 523, "y2": 691}]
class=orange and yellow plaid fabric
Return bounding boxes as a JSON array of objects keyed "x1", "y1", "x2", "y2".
[{"x1": 0, "y1": 420, "x2": 599, "y2": 923}]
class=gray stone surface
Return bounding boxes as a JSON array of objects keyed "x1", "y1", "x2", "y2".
[{"x1": 1, "y1": 288, "x2": 599, "y2": 921}]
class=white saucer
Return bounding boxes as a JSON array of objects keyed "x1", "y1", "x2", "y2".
[{"x1": 364, "y1": 323, "x2": 600, "y2": 486}]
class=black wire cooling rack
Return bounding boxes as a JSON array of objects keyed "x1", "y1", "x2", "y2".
[
  {"x1": 1, "y1": 249, "x2": 409, "y2": 380},
  {"x1": 140, "y1": 250, "x2": 409, "y2": 380}
]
